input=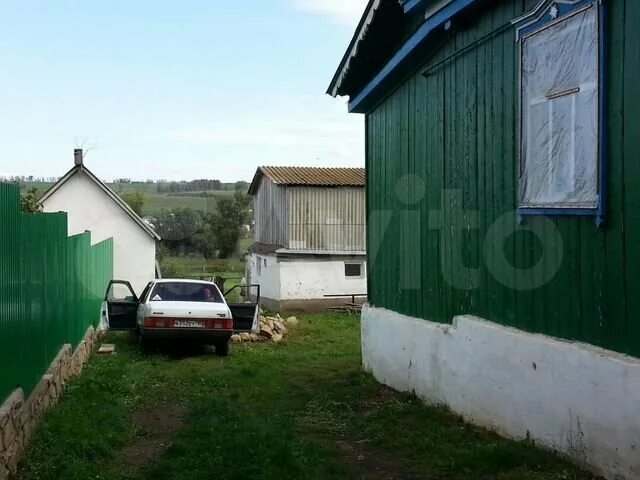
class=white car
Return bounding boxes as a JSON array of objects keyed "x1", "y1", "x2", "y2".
[{"x1": 102, "y1": 279, "x2": 260, "y2": 356}]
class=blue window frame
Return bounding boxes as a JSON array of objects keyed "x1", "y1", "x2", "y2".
[{"x1": 514, "y1": 1, "x2": 606, "y2": 226}]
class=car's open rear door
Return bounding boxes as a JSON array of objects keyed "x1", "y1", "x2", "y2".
[
  {"x1": 103, "y1": 280, "x2": 139, "y2": 331},
  {"x1": 224, "y1": 284, "x2": 260, "y2": 333}
]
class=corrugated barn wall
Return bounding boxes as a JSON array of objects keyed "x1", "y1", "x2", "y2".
[
  {"x1": 253, "y1": 177, "x2": 288, "y2": 246},
  {"x1": 288, "y1": 186, "x2": 366, "y2": 251},
  {"x1": 0, "y1": 183, "x2": 113, "y2": 399}
]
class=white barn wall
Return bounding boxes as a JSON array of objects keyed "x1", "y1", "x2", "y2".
[
  {"x1": 249, "y1": 252, "x2": 367, "y2": 310},
  {"x1": 248, "y1": 253, "x2": 281, "y2": 302},
  {"x1": 279, "y1": 256, "x2": 366, "y2": 300},
  {"x1": 41, "y1": 173, "x2": 156, "y2": 295},
  {"x1": 361, "y1": 305, "x2": 640, "y2": 480}
]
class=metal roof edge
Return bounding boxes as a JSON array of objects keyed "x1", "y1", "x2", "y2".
[
  {"x1": 80, "y1": 167, "x2": 161, "y2": 240},
  {"x1": 37, "y1": 166, "x2": 78, "y2": 204},
  {"x1": 39, "y1": 165, "x2": 161, "y2": 241},
  {"x1": 247, "y1": 167, "x2": 265, "y2": 196}
]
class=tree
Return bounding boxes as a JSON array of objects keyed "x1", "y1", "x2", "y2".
[
  {"x1": 120, "y1": 192, "x2": 145, "y2": 216},
  {"x1": 20, "y1": 187, "x2": 42, "y2": 213},
  {"x1": 156, "y1": 208, "x2": 203, "y2": 254},
  {"x1": 209, "y1": 191, "x2": 251, "y2": 258},
  {"x1": 234, "y1": 181, "x2": 249, "y2": 192},
  {"x1": 192, "y1": 215, "x2": 218, "y2": 259}
]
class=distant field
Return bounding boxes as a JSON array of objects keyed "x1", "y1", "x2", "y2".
[
  {"x1": 19, "y1": 182, "x2": 53, "y2": 194},
  {"x1": 109, "y1": 182, "x2": 159, "y2": 194},
  {"x1": 18, "y1": 181, "x2": 239, "y2": 216},
  {"x1": 143, "y1": 193, "x2": 229, "y2": 216}
]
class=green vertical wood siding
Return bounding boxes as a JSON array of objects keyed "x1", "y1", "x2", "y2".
[
  {"x1": 0, "y1": 183, "x2": 113, "y2": 398},
  {"x1": 366, "y1": 0, "x2": 640, "y2": 356}
]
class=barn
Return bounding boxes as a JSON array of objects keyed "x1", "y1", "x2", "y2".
[
  {"x1": 40, "y1": 150, "x2": 160, "y2": 295},
  {"x1": 247, "y1": 166, "x2": 366, "y2": 312},
  {"x1": 329, "y1": 0, "x2": 639, "y2": 478}
]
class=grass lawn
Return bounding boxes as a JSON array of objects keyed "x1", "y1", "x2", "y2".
[{"x1": 19, "y1": 314, "x2": 597, "y2": 480}]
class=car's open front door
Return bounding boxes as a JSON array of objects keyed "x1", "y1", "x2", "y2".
[
  {"x1": 224, "y1": 284, "x2": 260, "y2": 333},
  {"x1": 104, "y1": 280, "x2": 139, "y2": 331}
]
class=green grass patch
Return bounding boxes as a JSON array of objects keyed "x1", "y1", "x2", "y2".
[
  {"x1": 19, "y1": 315, "x2": 597, "y2": 480},
  {"x1": 160, "y1": 256, "x2": 246, "y2": 279}
]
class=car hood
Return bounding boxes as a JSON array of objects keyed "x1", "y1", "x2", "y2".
[{"x1": 147, "y1": 301, "x2": 231, "y2": 319}]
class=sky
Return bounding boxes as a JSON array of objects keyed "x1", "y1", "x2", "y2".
[{"x1": 0, "y1": 0, "x2": 367, "y2": 182}]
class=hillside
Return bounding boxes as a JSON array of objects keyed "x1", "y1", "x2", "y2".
[{"x1": 18, "y1": 180, "x2": 248, "y2": 217}]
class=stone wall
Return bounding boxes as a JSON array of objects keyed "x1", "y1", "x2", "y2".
[{"x1": 0, "y1": 326, "x2": 98, "y2": 479}]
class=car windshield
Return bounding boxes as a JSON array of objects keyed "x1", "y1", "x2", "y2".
[{"x1": 149, "y1": 282, "x2": 223, "y2": 303}]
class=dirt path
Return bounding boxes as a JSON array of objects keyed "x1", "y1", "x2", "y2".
[
  {"x1": 335, "y1": 437, "x2": 431, "y2": 480},
  {"x1": 118, "y1": 405, "x2": 185, "y2": 469}
]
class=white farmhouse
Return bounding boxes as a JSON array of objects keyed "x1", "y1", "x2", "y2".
[
  {"x1": 247, "y1": 166, "x2": 366, "y2": 312},
  {"x1": 40, "y1": 150, "x2": 160, "y2": 295}
]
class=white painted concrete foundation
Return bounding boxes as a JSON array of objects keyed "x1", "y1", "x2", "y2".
[{"x1": 361, "y1": 305, "x2": 640, "y2": 480}]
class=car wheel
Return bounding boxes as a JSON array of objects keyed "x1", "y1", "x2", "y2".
[{"x1": 215, "y1": 340, "x2": 230, "y2": 357}]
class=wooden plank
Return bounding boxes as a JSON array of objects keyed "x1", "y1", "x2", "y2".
[
  {"x1": 415, "y1": 70, "x2": 427, "y2": 318},
  {"x1": 502, "y1": 0, "x2": 517, "y2": 327},
  {"x1": 475, "y1": 8, "x2": 489, "y2": 317},
  {"x1": 623, "y1": 0, "x2": 640, "y2": 356},
  {"x1": 594, "y1": 0, "x2": 625, "y2": 353}
]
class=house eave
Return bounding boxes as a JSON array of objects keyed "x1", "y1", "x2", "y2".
[
  {"x1": 38, "y1": 165, "x2": 161, "y2": 241},
  {"x1": 400, "y1": 0, "x2": 427, "y2": 14},
  {"x1": 326, "y1": 0, "x2": 384, "y2": 98},
  {"x1": 348, "y1": 0, "x2": 480, "y2": 113}
]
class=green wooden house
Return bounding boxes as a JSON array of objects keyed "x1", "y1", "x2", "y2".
[{"x1": 329, "y1": 1, "x2": 639, "y2": 478}]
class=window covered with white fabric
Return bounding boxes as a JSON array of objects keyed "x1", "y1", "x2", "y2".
[{"x1": 520, "y1": 5, "x2": 599, "y2": 209}]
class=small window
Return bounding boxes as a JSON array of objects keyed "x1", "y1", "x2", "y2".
[
  {"x1": 345, "y1": 263, "x2": 362, "y2": 278},
  {"x1": 149, "y1": 282, "x2": 223, "y2": 303},
  {"x1": 107, "y1": 282, "x2": 137, "y2": 302},
  {"x1": 519, "y1": 4, "x2": 600, "y2": 211},
  {"x1": 256, "y1": 256, "x2": 262, "y2": 276}
]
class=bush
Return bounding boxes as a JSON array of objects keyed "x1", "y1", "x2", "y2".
[{"x1": 160, "y1": 259, "x2": 188, "y2": 278}]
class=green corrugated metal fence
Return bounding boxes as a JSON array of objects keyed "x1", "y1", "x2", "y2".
[{"x1": 0, "y1": 183, "x2": 113, "y2": 399}]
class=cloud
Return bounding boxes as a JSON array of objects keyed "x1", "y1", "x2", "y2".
[{"x1": 291, "y1": 0, "x2": 367, "y2": 27}]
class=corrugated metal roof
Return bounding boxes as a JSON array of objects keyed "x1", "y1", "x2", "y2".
[{"x1": 249, "y1": 166, "x2": 365, "y2": 194}]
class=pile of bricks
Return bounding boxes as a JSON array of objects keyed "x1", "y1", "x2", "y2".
[{"x1": 231, "y1": 314, "x2": 299, "y2": 344}]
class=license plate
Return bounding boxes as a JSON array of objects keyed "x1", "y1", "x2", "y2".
[{"x1": 174, "y1": 320, "x2": 205, "y2": 329}]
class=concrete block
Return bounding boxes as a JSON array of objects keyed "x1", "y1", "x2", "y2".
[{"x1": 98, "y1": 344, "x2": 116, "y2": 354}]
